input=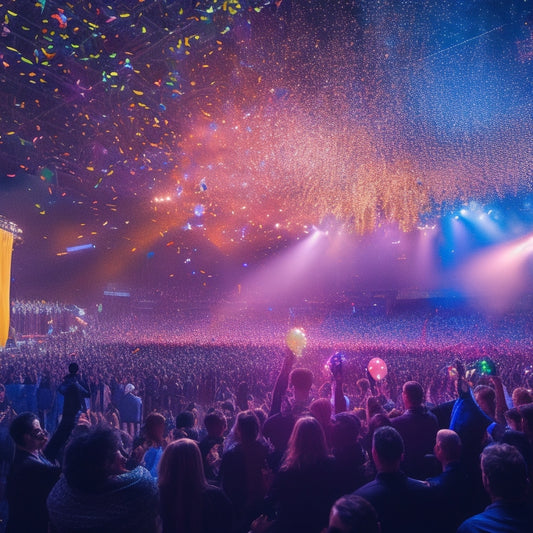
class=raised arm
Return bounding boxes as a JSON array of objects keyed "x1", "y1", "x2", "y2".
[
  {"x1": 331, "y1": 357, "x2": 347, "y2": 414},
  {"x1": 490, "y1": 375, "x2": 508, "y2": 426},
  {"x1": 269, "y1": 350, "x2": 296, "y2": 417}
]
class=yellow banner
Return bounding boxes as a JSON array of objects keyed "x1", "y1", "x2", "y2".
[{"x1": 0, "y1": 229, "x2": 13, "y2": 347}]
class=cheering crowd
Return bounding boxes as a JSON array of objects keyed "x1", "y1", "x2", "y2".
[{"x1": 0, "y1": 304, "x2": 532, "y2": 532}]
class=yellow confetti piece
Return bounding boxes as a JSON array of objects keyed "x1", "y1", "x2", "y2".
[{"x1": 132, "y1": 90, "x2": 144, "y2": 96}]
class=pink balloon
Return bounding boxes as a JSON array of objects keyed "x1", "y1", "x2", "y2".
[{"x1": 367, "y1": 357, "x2": 388, "y2": 381}]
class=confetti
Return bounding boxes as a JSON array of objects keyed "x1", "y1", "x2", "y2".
[{"x1": 0, "y1": 0, "x2": 530, "y2": 265}]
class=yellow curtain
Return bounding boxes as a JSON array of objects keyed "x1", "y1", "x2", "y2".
[{"x1": 0, "y1": 228, "x2": 13, "y2": 347}]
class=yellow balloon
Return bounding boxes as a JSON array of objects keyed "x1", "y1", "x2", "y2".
[{"x1": 286, "y1": 328, "x2": 307, "y2": 356}]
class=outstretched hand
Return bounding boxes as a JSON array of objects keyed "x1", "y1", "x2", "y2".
[
  {"x1": 250, "y1": 514, "x2": 274, "y2": 533},
  {"x1": 454, "y1": 359, "x2": 465, "y2": 379},
  {"x1": 282, "y1": 348, "x2": 296, "y2": 371}
]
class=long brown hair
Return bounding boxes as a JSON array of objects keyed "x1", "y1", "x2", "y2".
[
  {"x1": 158, "y1": 439, "x2": 208, "y2": 533},
  {"x1": 281, "y1": 416, "x2": 328, "y2": 471}
]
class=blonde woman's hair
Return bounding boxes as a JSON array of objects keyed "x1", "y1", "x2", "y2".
[
  {"x1": 281, "y1": 416, "x2": 328, "y2": 471},
  {"x1": 158, "y1": 439, "x2": 207, "y2": 533}
]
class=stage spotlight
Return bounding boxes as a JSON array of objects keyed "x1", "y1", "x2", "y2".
[{"x1": 66, "y1": 244, "x2": 95, "y2": 253}]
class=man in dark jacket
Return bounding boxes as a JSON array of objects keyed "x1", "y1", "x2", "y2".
[
  {"x1": 7, "y1": 363, "x2": 82, "y2": 533},
  {"x1": 391, "y1": 380, "x2": 439, "y2": 478},
  {"x1": 426, "y1": 429, "x2": 478, "y2": 533},
  {"x1": 58, "y1": 362, "x2": 90, "y2": 423},
  {"x1": 354, "y1": 426, "x2": 435, "y2": 533},
  {"x1": 6, "y1": 411, "x2": 70, "y2": 533},
  {"x1": 458, "y1": 443, "x2": 533, "y2": 533}
]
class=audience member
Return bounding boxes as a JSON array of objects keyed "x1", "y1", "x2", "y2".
[
  {"x1": 263, "y1": 350, "x2": 313, "y2": 466},
  {"x1": 57, "y1": 363, "x2": 90, "y2": 425},
  {"x1": 47, "y1": 427, "x2": 158, "y2": 533},
  {"x1": 7, "y1": 412, "x2": 69, "y2": 533},
  {"x1": 361, "y1": 413, "x2": 391, "y2": 459},
  {"x1": 119, "y1": 384, "x2": 142, "y2": 438},
  {"x1": 140, "y1": 412, "x2": 167, "y2": 479},
  {"x1": 174, "y1": 410, "x2": 199, "y2": 441},
  {"x1": 310, "y1": 398, "x2": 334, "y2": 450},
  {"x1": 158, "y1": 439, "x2": 231, "y2": 533},
  {"x1": 391, "y1": 381, "x2": 439, "y2": 478},
  {"x1": 267, "y1": 417, "x2": 340, "y2": 533},
  {"x1": 426, "y1": 429, "x2": 476, "y2": 532},
  {"x1": 198, "y1": 410, "x2": 226, "y2": 485},
  {"x1": 221, "y1": 410, "x2": 270, "y2": 532},
  {"x1": 458, "y1": 443, "x2": 533, "y2": 533},
  {"x1": 326, "y1": 494, "x2": 380, "y2": 533},
  {"x1": 331, "y1": 412, "x2": 368, "y2": 494},
  {"x1": 512, "y1": 388, "x2": 533, "y2": 408},
  {"x1": 354, "y1": 426, "x2": 435, "y2": 533}
]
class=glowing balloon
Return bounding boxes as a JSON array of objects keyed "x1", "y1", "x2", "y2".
[
  {"x1": 327, "y1": 352, "x2": 346, "y2": 374},
  {"x1": 286, "y1": 328, "x2": 307, "y2": 356},
  {"x1": 476, "y1": 358, "x2": 496, "y2": 376},
  {"x1": 367, "y1": 357, "x2": 388, "y2": 381}
]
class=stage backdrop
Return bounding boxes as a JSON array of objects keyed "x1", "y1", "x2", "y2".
[{"x1": 0, "y1": 228, "x2": 13, "y2": 347}]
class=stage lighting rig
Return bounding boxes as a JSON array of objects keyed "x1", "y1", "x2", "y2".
[{"x1": 0, "y1": 216, "x2": 23, "y2": 245}]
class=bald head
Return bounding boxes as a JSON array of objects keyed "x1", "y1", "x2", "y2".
[{"x1": 435, "y1": 429, "x2": 462, "y2": 465}]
